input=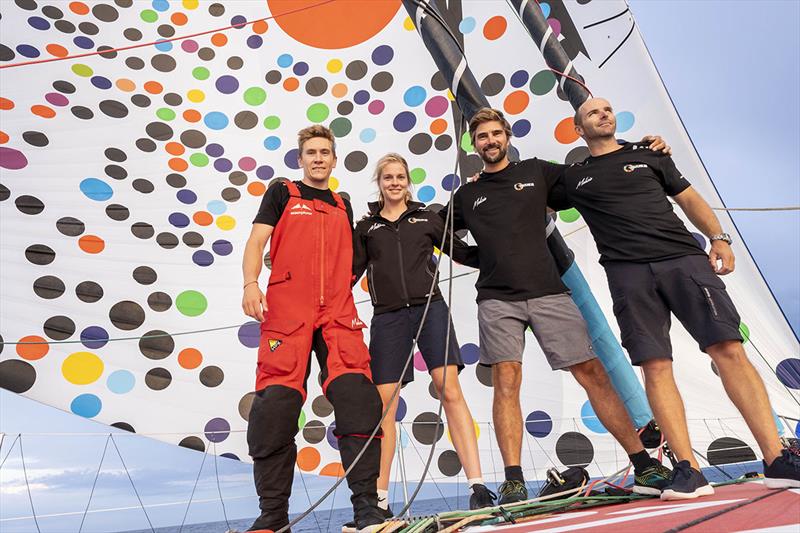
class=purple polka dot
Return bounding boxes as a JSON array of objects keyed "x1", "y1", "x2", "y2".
[
  {"x1": 28, "y1": 16, "x2": 50, "y2": 30},
  {"x1": 460, "y1": 343, "x2": 479, "y2": 365},
  {"x1": 220, "y1": 453, "x2": 240, "y2": 461},
  {"x1": 239, "y1": 157, "x2": 256, "y2": 171},
  {"x1": 692, "y1": 232, "x2": 707, "y2": 250},
  {"x1": 91, "y1": 76, "x2": 112, "y2": 90},
  {"x1": 393, "y1": 111, "x2": 416, "y2": 132},
  {"x1": 212, "y1": 239, "x2": 233, "y2": 256},
  {"x1": 776, "y1": 358, "x2": 800, "y2": 389},
  {"x1": 256, "y1": 165, "x2": 274, "y2": 180},
  {"x1": 441, "y1": 174, "x2": 460, "y2": 191},
  {"x1": 169, "y1": 212, "x2": 190, "y2": 228},
  {"x1": 510, "y1": 70, "x2": 529, "y2": 88},
  {"x1": 293, "y1": 62, "x2": 309, "y2": 76},
  {"x1": 214, "y1": 158, "x2": 233, "y2": 172},
  {"x1": 204, "y1": 417, "x2": 231, "y2": 442},
  {"x1": 353, "y1": 90, "x2": 370, "y2": 105},
  {"x1": 206, "y1": 143, "x2": 224, "y2": 157},
  {"x1": 326, "y1": 422, "x2": 339, "y2": 450},
  {"x1": 371, "y1": 45, "x2": 393, "y2": 66},
  {"x1": 512, "y1": 119, "x2": 531, "y2": 137},
  {"x1": 73, "y1": 36, "x2": 95, "y2": 50},
  {"x1": 45, "y1": 93, "x2": 69, "y2": 107},
  {"x1": 230, "y1": 15, "x2": 247, "y2": 28},
  {"x1": 182, "y1": 40, "x2": 199, "y2": 53},
  {"x1": 192, "y1": 250, "x2": 214, "y2": 266},
  {"x1": 215, "y1": 75, "x2": 239, "y2": 94},
  {"x1": 16, "y1": 45, "x2": 40, "y2": 58},
  {"x1": 247, "y1": 35, "x2": 262, "y2": 49},
  {"x1": 396, "y1": 397, "x2": 407, "y2": 421},
  {"x1": 0, "y1": 147, "x2": 29, "y2": 170},
  {"x1": 525, "y1": 410, "x2": 553, "y2": 438},
  {"x1": 81, "y1": 326, "x2": 109, "y2": 349},
  {"x1": 548, "y1": 18, "x2": 561, "y2": 37},
  {"x1": 368, "y1": 100, "x2": 385, "y2": 115},
  {"x1": 425, "y1": 96, "x2": 449, "y2": 117},
  {"x1": 284, "y1": 149, "x2": 300, "y2": 170},
  {"x1": 238, "y1": 321, "x2": 260, "y2": 348},
  {"x1": 413, "y1": 351, "x2": 427, "y2": 372},
  {"x1": 177, "y1": 189, "x2": 197, "y2": 204}
]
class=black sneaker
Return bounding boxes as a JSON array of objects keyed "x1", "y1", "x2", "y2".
[
  {"x1": 633, "y1": 459, "x2": 672, "y2": 496},
  {"x1": 469, "y1": 483, "x2": 497, "y2": 510},
  {"x1": 497, "y1": 479, "x2": 528, "y2": 505},
  {"x1": 661, "y1": 460, "x2": 714, "y2": 500},
  {"x1": 764, "y1": 448, "x2": 800, "y2": 489}
]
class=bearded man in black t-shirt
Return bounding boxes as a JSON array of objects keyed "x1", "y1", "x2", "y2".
[{"x1": 552, "y1": 97, "x2": 798, "y2": 499}]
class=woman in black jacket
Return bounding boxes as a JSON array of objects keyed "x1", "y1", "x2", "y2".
[{"x1": 353, "y1": 153, "x2": 494, "y2": 512}]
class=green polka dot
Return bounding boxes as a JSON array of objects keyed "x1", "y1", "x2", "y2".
[
  {"x1": 530, "y1": 70, "x2": 557, "y2": 96},
  {"x1": 410, "y1": 168, "x2": 426, "y2": 184},
  {"x1": 460, "y1": 131, "x2": 473, "y2": 153},
  {"x1": 263, "y1": 115, "x2": 281, "y2": 130},
  {"x1": 306, "y1": 103, "x2": 330, "y2": 123},
  {"x1": 140, "y1": 9, "x2": 158, "y2": 23},
  {"x1": 176, "y1": 290, "x2": 207, "y2": 317},
  {"x1": 298, "y1": 410, "x2": 306, "y2": 430},
  {"x1": 330, "y1": 117, "x2": 352, "y2": 137},
  {"x1": 558, "y1": 208, "x2": 581, "y2": 223},
  {"x1": 189, "y1": 153, "x2": 209, "y2": 167},
  {"x1": 156, "y1": 108, "x2": 176, "y2": 121},
  {"x1": 71, "y1": 64, "x2": 93, "y2": 77},
  {"x1": 244, "y1": 87, "x2": 267, "y2": 106},
  {"x1": 192, "y1": 67, "x2": 210, "y2": 81},
  {"x1": 739, "y1": 322, "x2": 750, "y2": 344}
]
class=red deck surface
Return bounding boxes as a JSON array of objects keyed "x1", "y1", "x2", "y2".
[{"x1": 467, "y1": 482, "x2": 800, "y2": 532}]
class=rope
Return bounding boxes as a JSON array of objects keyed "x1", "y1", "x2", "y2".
[
  {"x1": 79, "y1": 434, "x2": 111, "y2": 533},
  {"x1": 18, "y1": 436, "x2": 42, "y2": 533},
  {"x1": 109, "y1": 434, "x2": 155, "y2": 532},
  {"x1": 178, "y1": 441, "x2": 209, "y2": 532},
  {"x1": 211, "y1": 441, "x2": 231, "y2": 531},
  {"x1": 297, "y1": 468, "x2": 323, "y2": 533},
  {"x1": 0, "y1": 433, "x2": 20, "y2": 470}
]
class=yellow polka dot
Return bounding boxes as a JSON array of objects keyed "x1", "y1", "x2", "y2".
[
  {"x1": 182, "y1": 0, "x2": 199, "y2": 9},
  {"x1": 446, "y1": 419, "x2": 481, "y2": 443},
  {"x1": 62, "y1": 351, "x2": 104, "y2": 385},
  {"x1": 329, "y1": 176, "x2": 339, "y2": 191},
  {"x1": 403, "y1": 16, "x2": 415, "y2": 31},
  {"x1": 446, "y1": 89, "x2": 455, "y2": 101},
  {"x1": 327, "y1": 59, "x2": 342, "y2": 73},
  {"x1": 187, "y1": 89, "x2": 205, "y2": 103},
  {"x1": 216, "y1": 215, "x2": 236, "y2": 230}
]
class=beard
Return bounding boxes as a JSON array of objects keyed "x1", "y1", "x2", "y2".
[{"x1": 479, "y1": 144, "x2": 507, "y2": 164}]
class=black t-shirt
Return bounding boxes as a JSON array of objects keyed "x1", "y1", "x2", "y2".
[
  {"x1": 442, "y1": 158, "x2": 569, "y2": 302},
  {"x1": 253, "y1": 180, "x2": 354, "y2": 229},
  {"x1": 549, "y1": 142, "x2": 704, "y2": 263}
]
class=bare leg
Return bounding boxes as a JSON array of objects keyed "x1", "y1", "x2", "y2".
[
  {"x1": 492, "y1": 362, "x2": 523, "y2": 468},
  {"x1": 376, "y1": 383, "x2": 400, "y2": 491},
  {"x1": 430, "y1": 365, "x2": 482, "y2": 480},
  {"x1": 707, "y1": 340, "x2": 782, "y2": 465}
]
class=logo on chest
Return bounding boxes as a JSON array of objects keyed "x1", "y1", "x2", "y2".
[
  {"x1": 408, "y1": 217, "x2": 428, "y2": 224},
  {"x1": 624, "y1": 163, "x2": 648, "y2": 173},
  {"x1": 290, "y1": 202, "x2": 313, "y2": 215},
  {"x1": 368, "y1": 222, "x2": 386, "y2": 233},
  {"x1": 575, "y1": 176, "x2": 593, "y2": 190},
  {"x1": 514, "y1": 182, "x2": 535, "y2": 191},
  {"x1": 473, "y1": 196, "x2": 487, "y2": 209}
]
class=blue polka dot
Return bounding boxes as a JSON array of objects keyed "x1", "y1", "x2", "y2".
[
  {"x1": 360, "y1": 128, "x2": 376, "y2": 143},
  {"x1": 512, "y1": 119, "x2": 531, "y2": 138},
  {"x1": 192, "y1": 250, "x2": 214, "y2": 266},
  {"x1": 152, "y1": 0, "x2": 170, "y2": 12},
  {"x1": 403, "y1": 86, "x2": 427, "y2": 107},
  {"x1": 540, "y1": 2, "x2": 551, "y2": 18},
  {"x1": 177, "y1": 189, "x2": 197, "y2": 204},
  {"x1": 169, "y1": 212, "x2": 189, "y2": 228},
  {"x1": 776, "y1": 358, "x2": 800, "y2": 389},
  {"x1": 154, "y1": 40, "x2": 173, "y2": 52},
  {"x1": 458, "y1": 17, "x2": 476, "y2": 34},
  {"x1": 396, "y1": 396, "x2": 407, "y2": 421},
  {"x1": 795, "y1": 420, "x2": 800, "y2": 438},
  {"x1": 80, "y1": 178, "x2": 113, "y2": 201},
  {"x1": 372, "y1": 45, "x2": 394, "y2": 66},
  {"x1": 90, "y1": 76, "x2": 112, "y2": 90},
  {"x1": 616, "y1": 111, "x2": 635, "y2": 133},
  {"x1": 393, "y1": 111, "x2": 417, "y2": 132},
  {"x1": 215, "y1": 75, "x2": 239, "y2": 95},
  {"x1": 510, "y1": 70, "x2": 529, "y2": 88},
  {"x1": 28, "y1": 16, "x2": 50, "y2": 30},
  {"x1": 247, "y1": 35, "x2": 263, "y2": 49},
  {"x1": 353, "y1": 90, "x2": 370, "y2": 105},
  {"x1": 460, "y1": 343, "x2": 479, "y2": 365},
  {"x1": 73, "y1": 36, "x2": 94, "y2": 50},
  {"x1": 71, "y1": 394, "x2": 102, "y2": 418},
  {"x1": 212, "y1": 239, "x2": 233, "y2": 256},
  {"x1": 581, "y1": 400, "x2": 608, "y2": 433},
  {"x1": 230, "y1": 15, "x2": 247, "y2": 28},
  {"x1": 293, "y1": 62, "x2": 309, "y2": 76},
  {"x1": 417, "y1": 185, "x2": 435, "y2": 202},
  {"x1": 207, "y1": 200, "x2": 226, "y2": 215},
  {"x1": 81, "y1": 326, "x2": 109, "y2": 349},
  {"x1": 284, "y1": 148, "x2": 300, "y2": 170},
  {"x1": 525, "y1": 410, "x2": 552, "y2": 438},
  {"x1": 326, "y1": 422, "x2": 339, "y2": 450},
  {"x1": 107, "y1": 370, "x2": 135, "y2": 394},
  {"x1": 692, "y1": 232, "x2": 707, "y2": 250},
  {"x1": 263, "y1": 136, "x2": 281, "y2": 150},
  {"x1": 277, "y1": 53, "x2": 293, "y2": 68},
  {"x1": 16, "y1": 45, "x2": 40, "y2": 58},
  {"x1": 204, "y1": 111, "x2": 229, "y2": 130},
  {"x1": 441, "y1": 174, "x2": 460, "y2": 191}
]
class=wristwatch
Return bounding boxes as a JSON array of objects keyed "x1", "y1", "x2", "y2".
[{"x1": 709, "y1": 233, "x2": 733, "y2": 245}]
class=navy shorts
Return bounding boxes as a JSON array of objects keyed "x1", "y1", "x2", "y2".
[
  {"x1": 604, "y1": 254, "x2": 743, "y2": 365},
  {"x1": 368, "y1": 299, "x2": 464, "y2": 385}
]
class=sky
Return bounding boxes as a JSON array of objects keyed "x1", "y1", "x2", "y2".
[{"x1": 1, "y1": 1, "x2": 799, "y2": 531}]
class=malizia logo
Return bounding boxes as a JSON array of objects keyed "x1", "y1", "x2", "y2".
[
  {"x1": 351, "y1": 317, "x2": 364, "y2": 328},
  {"x1": 368, "y1": 222, "x2": 386, "y2": 233},
  {"x1": 624, "y1": 164, "x2": 648, "y2": 173},
  {"x1": 290, "y1": 203, "x2": 313, "y2": 215},
  {"x1": 408, "y1": 217, "x2": 428, "y2": 224},
  {"x1": 575, "y1": 176, "x2": 593, "y2": 190},
  {"x1": 473, "y1": 196, "x2": 487, "y2": 209},
  {"x1": 514, "y1": 182, "x2": 535, "y2": 191}
]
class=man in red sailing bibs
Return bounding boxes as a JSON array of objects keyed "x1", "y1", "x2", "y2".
[{"x1": 242, "y1": 125, "x2": 384, "y2": 532}]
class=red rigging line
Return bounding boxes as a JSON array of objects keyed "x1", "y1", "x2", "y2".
[
  {"x1": 0, "y1": 0, "x2": 337, "y2": 70},
  {"x1": 549, "y1": 67, "x2": 594, "y2": 97}
]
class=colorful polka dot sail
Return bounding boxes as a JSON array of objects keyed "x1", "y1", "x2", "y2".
[{"x1": 0, "y1": 0, "x2": 797, "y2": 482}]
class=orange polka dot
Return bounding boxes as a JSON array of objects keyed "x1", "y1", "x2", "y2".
[
  {"x1": 79, "y1": 235, "x2": 105, "y2": 254},
  {"x1": 17, "y1": 335, "x2": 49, "y2": 361},
  {"x1": 483, "y1": 16, "x2": 507, "y2": 40},
  {"x1": 297, "y1": 447, "x2": 321, "y2": 472},
  {"x1": 69, "y1": 1, "x2": 90, "y2": 15},
  {"x1": 554, "y1": 117, "x2": 580, "y2": 144},
  {"x1": 166, "y1": 142, "x2": 185, "y2": 156},
  {"x1": 46, "y1": 44, "x2": 68, "y2": 57},
  {"x1": 0, "y1": 131, "x2": 8, "y2": 144},
  {"x1": 360, "y1": 276, "x2": 369, "y2": 293},
  {"x1": 319, "y1": 462, "x2": 345, "y2": 477},
  {"x1": 283, "y1": 77, "x2": 299, "y2": 91},
  {"x1": 252, "y1": 20, "x2": 269, "y2": 34},
  {"x1": 178, "y1": 348, "x2": 203, "y2": 369},
  {"x1": 144, "y1": 81, "x2": 163, "y2": 94},
  {"x1": 247, "y1": 182, "x2": 267, "y2": 196},
  {"x1": 169, "y1": 157, "x2": 188, "y2": 171},
  {"x1": 0, "y1": 97, "x2": 13, "y2": 110},
  {"x1": 183, "y1": 109, "x2": 201, "y2": 122},
  {"x1": 503, "y1": 90, "x2": 530, "y2": 115},
  {"x1": 430, "y1": 118, "x2": 448, "y2": 135},
  {"x1": 171, "y1": 12, "x2": 188, "y2": 25},
  {"x1": 31, "y1": 105, "x2": 56, "y2": 118},
  {"x1": 116, "y1": 78, "x2": 136, "y2": 92},
  {"x1": 211, "y1": 33, "x2": 228, "y2": 47},
  {"x1": 193, "y1": 211, "x2": 213, "y2": 226},
  {"x1": 331, "y1": 83, "x2": 347, "y2": 98}
]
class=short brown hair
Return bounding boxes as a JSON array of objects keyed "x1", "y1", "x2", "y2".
[
  {"x1": 373, "y1": 152, "x2": 413, "y2": 206},
  {"x1": 469, "y1": 107, "x2": 513, "y2": 146},
  {"x1": 297, "y1": 125, "x2": 336, "y2": 155}
]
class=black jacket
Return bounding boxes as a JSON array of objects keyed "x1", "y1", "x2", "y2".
[{"x1": 353, "y1": 201, "x2": 479, "y2": 314}]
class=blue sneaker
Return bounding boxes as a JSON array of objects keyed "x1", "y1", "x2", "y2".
[
  {"x1": 661, "y1": 460, "x2": 714, "y2": 500},
  {"x1": 764, "y1": 448, "x2": 800, "y2": 489}
]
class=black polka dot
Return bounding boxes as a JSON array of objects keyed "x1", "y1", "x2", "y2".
[
  {"x1": 462, "y1": 154, "x2": 483, "y2": 178},
  {"x1": 146, "y1": 122, "x2": 173, "y2": 141},
  {"x1": 105, "y1": 204, "x2": 129, "y2": 221},
  {"x1": 198, "y1": 47, "x2": 215, "y2": 61},
  {"x1": 707, "y1": 437, "x2": 756, "y2": 465},
  {"x1": 565, "y1": 146, "x2": 591, "y2": 165},
  {"x1": 133, "y1": 266, "x2": 157, "y2": 285},
  {"x1": 151, "y1": 54, "x2": 176, "y2": 73},
  {"x1": 139, "y1": 330, "x2": 174, "y2": 360},
  {"x1": 109, "y1": 300, "x2": 145, "y2": 330},
  {"x1": 78, "y1": 21, "x2": 99, "y2": 35},
  {"x1": 0, "y1": 44, "x2": 15, "y2": 62},
  {"x1": 123, "y1": 28, "x2": 142, "y2": 41},
  {"x1": 71, "y1": 106, "x2": 94, "y2": 120},
  {"x1": 15, "y1": 195, "x2": 44, "y2": 215},
  {"x1": 136, "y1": 138, "x2": 156, "y2": 152},
  {"x1": 157, "y1": 24, "x2": 175, "y2": 38},
  {"x1": 305, "y1": 77, "x2": 328, "y2": 97},
  {"x1": 434, "y1": 135, "x2": 452, "y2": 151},
  {"x1": 431, "y1": 71, "x2": 448, "y2": 91},
  {"x1": 555, "y1": 431, "x2": 594, "y2": 468},
  {"x1": 303, "y1": 420, "x2": 326, "y2": 443},
  {"x1": 131, "y1": 222, "x2": 154, "y2": 239},
  {"x1": 54, "y1": 19, "x2": 75, "y2": 33},
  {"x1": 412, "y1": 412, "x2": 444, "y2": 444},
  {"x1": 56, "y1": 216, "x2": 84, "y2": 236},
  {"x1": 179, "y1": 436, "x2": 205, "y2": 452},
  {"x1": 15, "y1": 0, "x2": 38, "y2": 11},
  {"x1": 311, "y1": 395, "x2": 334, "y2": 417},
  {"x1": 42, "y1": 5, "x2": 64, "y2": 19},
  {"x1": 147, "y1": 291, "x2": 172, "y2": 312},
  {"x1": 114, "y1": 0, "x2": 133, "y2": 7},
  {"x1": 344, "y1": 151, "x2": 368, "y2": 172},
  {"x1": 228, "y1": 171, "x2": 247, "y2": 186},
  {"x1": 200, "y1": 366, "x2": 224, "y2": 387},
  {"x1": 265, "y1": 70, "x2": 282, "y2": 84},
  {"x1": 99, "y1": 100, "x2": 128, "y2": 118},
  {"x1": 0, "y1": 184, "x2": 9, "y2": 201},
  {"x1": 25, "y1": 244, "x2": 55, "y2": 265},
  {"x1": 22, "y1": 131, "x2": 49, "y2": 147},
  {"x1": 428, "y1": 381, "x2": 440, "y2": 400},
  {"x1": 105, "y1": 164, "x2": 128, "y2": 180},
  {"x1": 97, "y1": 46, "x2": 117, "y2": 59},
  {"x1": 371, "y1": 71, "x2": 393, "y2": 92},
  {"x1": 180, "y1": 129, "x2": 206, "y2": 148},
  {"x1": 104, "y1": 147, "x2": 127, "y2": 162},
  {"x1": 337, "y1": 101, "x2": 353, "y2": 116},
  {"x1": 43, "y1": 315, "x2": 75, "y2": 340},
  {"x1": 409, "y1": 133, "x2": 433, "y2": 155},
  {"x1": 475, "y1": 364, "x2": 493, "y2": 387},
  {"x1": 481, "y1": 73, "x2": 505, "y2": 96},
  {"x1": 183, "y1": 231, "x2": 204, "y2": 248},
  {"x1": 132, "y1": 178, "x2": 154, "y2": 193},
  {"x1": 208, "y1": 2, "x2": 225, "y2": 16},
  {"x1": 438, "y1": 450, "x2": 462, "y2": 476},
  {"x1": 234, "y1": 111, "x2": 258, "y2": 129},
  {"x1": 112, "y1": 422, "x2": 135, "y2": 433},
  {"x1": 221, "y1": 187, "x2": 240, "y2": 202},
  {"x1": 227, "y1": 56, "x2": 243, "y2": 70},
  {"x1": 163, "y1": 92, "x2": 182, "y2": 106},
  {"x1": 76, "y1": 280, "x2": 104, "y2": 303},
  {"x1": 125, "y1": 56, "x2": 145, "y2": 70},
  {"x1": 156, "y1": 232, "x2": 179, "y2": 249},
  {"x1": 145, "y1": 367, "x2": 172, "y2": 390},
  {"x1": 346, "y1": 60, "x2": 367, "y2": 80},
  {"x1": 33, "y1": 275, "x2": 65, "y2": 299},
  {"x1": 238, "y1": 392, "x2": 255, "y2": 421},
  {"x1": 166, "y1": 173, "x2": 187, "y2": 188},
  {"x1": 0, "y1": 360, "x2": 36, "y2": 393},
  {"x1": 53, "y1": 80, "x2": 76, "y2": 94},
  {"x1": 131, "y1": 94, "x2": 150, "y2": 107}
]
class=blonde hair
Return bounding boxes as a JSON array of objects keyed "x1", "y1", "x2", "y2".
[
  {"x1": 468, "y1": 107, "x2": 513, "y2": 146},
  {"x1": 297, "y1": 124, "x2": 336, "y2": 156},
  {"x1": 373, "y1": 152, "x2": 413, "y2": 206}
]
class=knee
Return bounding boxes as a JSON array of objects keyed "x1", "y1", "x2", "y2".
[
  {"x1": 247, "y1": 385, "x2": 303, "y2": 458},
  {"x1": 641, "y1": 358, "x2": 674, "y2": 382},
  {"x1": 439, "y1": 380, "x2": 464, "y2": 405},
  {"x1": 492, "y1": 364, "x2": 521, "y2": 399},
  {"x1": 327, "y1": 373, "x2": 382, "y2": 436},
  {"x1": 570, "y1": 358, "x2": 609, "y2": 386},
  {"x1": 707, "y1": 340, "x2": 744, "y2": 363}
]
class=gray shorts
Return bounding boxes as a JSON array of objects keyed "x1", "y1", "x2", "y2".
[{"x1": 477, "y1": 293, "x2": 596, "y2": 370}]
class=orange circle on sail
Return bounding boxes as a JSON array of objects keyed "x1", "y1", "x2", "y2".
[
  {"x1": 360, "y1": 276, "x2": 369, "y2": 294},
  {"x1": 504, "y1": 90, "x2": 530, "y2": 115},
  {"x1": 0, "y1": 97, "x2": 14, "y2": 110},
  {"x1": 252, "y1": 20, "x2": 269, "y2": 34},
  {"x1": 46, "y1": 44, "x2": 68, "y2": 57},
  {"x1": 193, "y1": 211, "x2": 213, "y2": 226},
  {"x1": 178, "y1": 348, "x2": 203, "y2": 369},
  {"x1": 166, "y1": 142, "x2": 185, "y2": 156},
  {"x1": 169, "y1": 158, "x2": 189, "y2": 171},
  {"x1": 247, "y1": 182, "x2": 267, "y2": 196},
  {"x1": 296, "y1": 447, "x2": 321, "y2": 471},
  {"x1": 555, "y1": 117, "x2": 580, "y2": 144},
  {"x1": 31, "y1": 105, "x2": 56, "y2": 118},
  {"x1": 430, "y1": 118, "x2": 448, "y2": 135},
  {"x1": 266, "y1": 0, "x2": 400, "y2": 49},
  {"x1": 0, "y1": 131, "x2": 8, "y2": 144},
  {"x1": 79, "y1": 235, "x2": 105, "y2": 254},
  {"x1": 171, "y1": 12, "x2": 188, "y2": 25},
  {"x1": 144, "y1": 81, "x2": 163, "y2": 94},
  {"x1": 183, "y1": 109, "x2": 201, "y2": 122},
  {"x1": 17, "y1": 336, "x2": 49, "y2": 360}
]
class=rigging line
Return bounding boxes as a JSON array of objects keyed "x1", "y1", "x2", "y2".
[
  {"x1": 583, "y1": 7, "x2": 631, "y2": 29},
  {"x1": 79, "y1": 434, "x2": 111, "y2": 533},
  {"x1": 691, "y1": 447, "x2": 735, "y2": 480},
  {"x1": 745, "y1": 335, "x2": 800, "y2": 408},
  {"x1": 0, "y1": 433, "x2": 20, "y2": 470},
  {"x1": 0, "y1": 0, "x2": 337, "y2": 70},
  {"x1": 297, "y1": 469, "x2": 323, "y2": 533},
  {"x1": 178, "y1": 440, "x2": 209, "y2": 533},
  {"x1": 211, "y1": 441, "x2": 231, "y2": 531},
  {"x1": 487, "y1": 422, "x2": 499, "y2": 487},
  {"x1": 5, "y1": 324, "x2": 242, "y2": 345},
  {"x1": 109, "y1": 434, "x2": 156, "y2": 532},
  {"x1": 522, "y1": 426, "x2": 540, "y2": 494},
  {"x1": 18, "y1": 436, "x2": 42, "y2": 533},
  {"x1": 665, "y1": 487, "x2": 788, "y2": 533},
  {"x1": 400, "y1": 422, "x2": 452, "y2": 509},
  {"x1": 598, "y1": 20, "x2": 636, "y2": 69},
  {"x1": 718, "y1": 418, "x2": 755, "y2": 479},
  {"x1": 326, "y1": 468, "x2": 340, "y2": 533}
]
